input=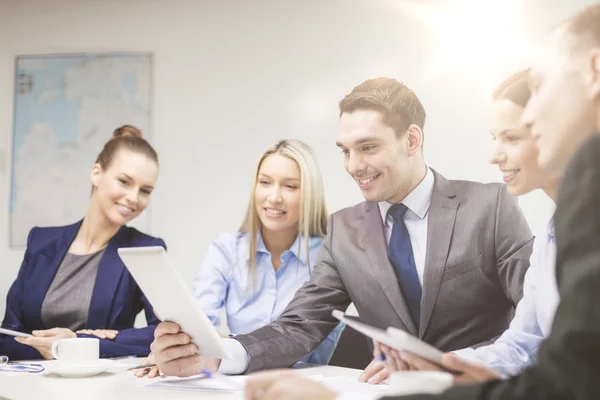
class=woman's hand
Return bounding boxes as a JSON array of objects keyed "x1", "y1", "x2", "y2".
[
  {"x1": 15, "y1": 328, "x2": 77, "y2": 359},
  {"x1": 134, "y1": 352, "x2": 161, "y2": 378},
  {"x1": 76, "y1": 329, "x2": 119, "y2": 340}
]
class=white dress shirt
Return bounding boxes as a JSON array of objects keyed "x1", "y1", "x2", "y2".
[
  {"x1": 452, "y1": 217, "x2": 558, "y2": 377},
  {"x1": 219, "y1": 168, "x2": 436, "y2": 375},
  {"x1": 378, "y1": 167, "x2": 434, "y2": 285}
]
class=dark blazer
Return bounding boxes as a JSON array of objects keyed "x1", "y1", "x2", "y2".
[
  {"x1": 236, "y1": 170, "x2": 533, "y2": 372},
  {"x1": 388, "y1": 135, "x2": 600, "y2": 400},
  {"x1": 0, "y1": 221, "x2": 166, "y2": 360}
]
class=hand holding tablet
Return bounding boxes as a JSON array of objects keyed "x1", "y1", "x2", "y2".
[
  {"x1": 118, "y1": 246, "x2": 231, "y2": 360},
  {"x1": 332, "y1": 310, "x2": 444, "y2": 365}
]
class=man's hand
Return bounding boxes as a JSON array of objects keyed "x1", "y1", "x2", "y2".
[
  {"x1": 380, "y1": 345, "x2": 501, "y2": 384},
  {"x1": 76, "y1": 329, "x2": 119, "y2": 340},
  {"x1": 150, "y1": 321, "x2": 221, "y2": 377},
  {"x1": 360, "y1": 358, "x2": 388, "y2": 384},
  {"x1": 14, "y1": 328, "x2": 77, "y2": 359},
  {"x1": 245, "y1": 370, "x2": 337, "y2": 400}
]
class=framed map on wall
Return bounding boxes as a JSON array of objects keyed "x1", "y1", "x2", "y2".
[{"x1": 10, "y1": 52, "x2": 153, "y2": 247}]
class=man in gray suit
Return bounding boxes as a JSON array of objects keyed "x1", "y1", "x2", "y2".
[{"x1": 150, "y1": 78, "x2": 533, "y2": 378}]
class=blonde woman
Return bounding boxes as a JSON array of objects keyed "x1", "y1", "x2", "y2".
[{"x1": 196, "y1": 139, "x2": 342, "y2": 356}]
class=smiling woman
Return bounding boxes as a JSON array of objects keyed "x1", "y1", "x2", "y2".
[
  {"x1": 188, "y1": 139, "x2": 344, "y2": 368},
  {"x1": 488, "y1": 69, "x2": 558, "y2": 198},
  {"x1": 0, "y1": 125, "x2": 166, "y2": 361}
]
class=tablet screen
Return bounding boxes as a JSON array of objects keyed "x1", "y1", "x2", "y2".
[
  {"x1": 118, "y1": 246, "x2": 232, "y2": 359},
  {"x1": 332, "y1": 310, "x2": 443, "y2": 365}
]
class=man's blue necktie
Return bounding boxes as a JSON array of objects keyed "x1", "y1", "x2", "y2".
[{"x1": 387, "y1": 203, "x2": 422, "y2": 328}]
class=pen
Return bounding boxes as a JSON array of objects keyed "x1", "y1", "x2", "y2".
[{"x1": 127, "y1": 363, "x2": 157, "y2": 371}]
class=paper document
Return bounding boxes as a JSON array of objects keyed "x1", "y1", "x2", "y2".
[
  {"x1": 145, "y1": 373, "x2": 388, "y2": 396},
  {"x1": 146, "y1": 374, "x2": 248, "y2": 391}
]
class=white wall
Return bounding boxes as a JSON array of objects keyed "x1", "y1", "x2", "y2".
[{"x1": 0, "y1": 0, "x2": 596, "y2": 321}]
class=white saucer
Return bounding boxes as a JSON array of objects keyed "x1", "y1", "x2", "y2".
[{"x1": 44, "y1": 359, "x2": 114, "y2": 377}]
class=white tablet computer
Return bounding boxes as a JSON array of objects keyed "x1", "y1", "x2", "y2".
[
  {"x1": 118, "y1": 246, "x2": 232, "y2": 359},
  {"x1": 332, "y1": 310, "x2": 443, "y2": 365}
]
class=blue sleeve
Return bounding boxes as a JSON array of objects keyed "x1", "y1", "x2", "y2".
[
  {"x1": 77, "y1": 328, "x2": 156, "y2": 358},
  {"x1": 304, "y1": 322, "x2": 345, "y2": 365},
  {"x1": 193, "y1": 234, "x2": 235, "y2": 329},
  {"x1": 0, "y1": 228, "x2": 45, "y2": 360},
  {"x1": 78, "y1": 237, "x2": 167, "y2": 358}
]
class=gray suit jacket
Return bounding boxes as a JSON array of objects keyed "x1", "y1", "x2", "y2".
[{"x1": 236, "y1": 170, "x2": 533, "y2": 372}]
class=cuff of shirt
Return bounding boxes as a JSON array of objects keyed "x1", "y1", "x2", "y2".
[{"x1": 217, "y1": 337, "x2": 250, "y2": 375}]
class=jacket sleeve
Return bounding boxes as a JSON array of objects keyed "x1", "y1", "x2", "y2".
[
  {"x1": 0, "y1": 228, "x2": 45, "y2": 360},
  {"x1": 235, "y1": 216, "x2": 352, "y2": 373}
]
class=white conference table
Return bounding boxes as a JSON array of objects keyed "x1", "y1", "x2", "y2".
[{"x1": 0, "y1": 358, "x2": 371, "y2": 400}]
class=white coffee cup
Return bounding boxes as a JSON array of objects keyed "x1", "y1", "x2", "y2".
[
  {"x1": 388, "y1": 371, "x2": 453, "y2": 396},
  {"x1": 51, "y1": 338, "x2": 99, "y2": 363}
]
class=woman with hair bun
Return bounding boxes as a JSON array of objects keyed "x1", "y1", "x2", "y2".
[{"x1": 0, "y1": 125, "x2": 165, "y2": 360}]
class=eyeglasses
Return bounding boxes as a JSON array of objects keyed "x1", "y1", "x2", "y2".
[{"x1": 0, "y1": 355, "x2": 44, "y2": 373}]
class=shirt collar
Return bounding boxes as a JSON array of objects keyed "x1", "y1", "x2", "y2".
[
  {"x1": 256, "y1": 231, "x2": 269, "y2": 254},
  {"x1": 378, "y1": 167, "x2": 434, "y2": 223},
  {"x1": 256, "y1": 230, "x2": 315, "y2": 263}
]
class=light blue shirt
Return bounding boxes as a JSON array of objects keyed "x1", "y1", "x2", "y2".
[
  {"x1": 453, "y1": 217, "x2": 558, "y2": 376},
  {"x1": 193, "y1": 231, "x2": 344, "y2": 365}
]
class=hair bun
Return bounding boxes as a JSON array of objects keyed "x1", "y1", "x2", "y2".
[{"x1": 112, "y1": 125, "x2": 143, "y2": 139}]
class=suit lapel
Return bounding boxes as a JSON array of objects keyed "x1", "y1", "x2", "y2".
[
  {"x1": 30, "y1": 222, "x2": 82, "y2": 326},
  {"x1": 87, "y1": 226, "x2": 129, "y2": 329},
  {"x1": 359, "y1": 203, "x2": 418, "y2": 335},
  {"x1": 419, "y1": 171, "x2": 458, "y2": 338}
]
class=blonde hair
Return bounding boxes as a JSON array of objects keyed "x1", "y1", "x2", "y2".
[{"x1": 240, "y1": 139, "x2": 328, "y2": 288}]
